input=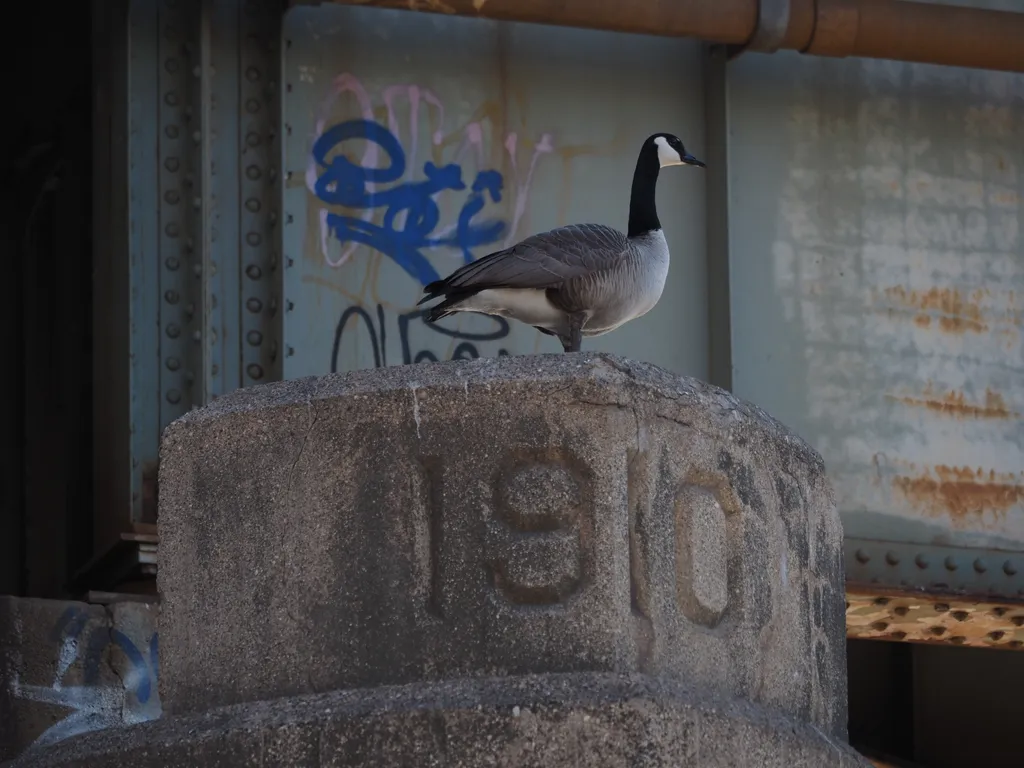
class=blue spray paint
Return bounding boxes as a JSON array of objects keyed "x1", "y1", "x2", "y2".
[{"x1": 311, "y1": 118, "x2": 508, "y2": 285}]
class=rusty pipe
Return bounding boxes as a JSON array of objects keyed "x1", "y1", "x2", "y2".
[{"x1": 297, "y1": 0, "x2": 1024, "y2": 73}]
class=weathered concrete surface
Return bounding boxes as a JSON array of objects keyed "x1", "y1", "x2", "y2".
[
  {"x1": 10, "y1": 673, "x2": 867, "y2": 767},
  {"x1": 158, "y1": 353, "x2": 849, "y2": 740},
  {"x1": 0, "y1": 596, "x2": 160, "y2": 763}
]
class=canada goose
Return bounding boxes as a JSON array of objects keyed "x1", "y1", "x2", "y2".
[{"x1": 417, "y1": 133, "x2": 704, "y2": 353}]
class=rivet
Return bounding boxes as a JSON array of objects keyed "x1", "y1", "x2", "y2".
[
  {"x1": 246, "y1": 232, "x2": 262, "y2": 246},
  {"x1": 989, "y1": 631, "x2": 1005, "y2": 642},
  {"x1": 193, "y1": 196, "x2": 202, "y2": 210},
  {"x1": 871, "y1": 621, "x2": 888, "y2": 631},
  {"x1": 193, "y1": 264, "x2": 202, "y2": 278},
  {"x1": 269, "y1": 212, "x2": 278, "y2": 226},
  {"x1": 212, "y1": 364, "x2": 219, "y2": 376},
  {"x1": 164, "y1": 91, "x2": 179, "y2": 106},
  {"x1": 245, "y1": 198, "x2": 261, "y2": 212},
  {"x1": 974, "y1": 558, "x2": 987, "y2": 573},
  {"x1": 192, "y1": 130, "x2": 202, "y2": 144},
  {"x1": 166, "y1": 256, "x2": 180, "y2": 270},
  {"x1": 1004, "y1": 560, "x2": 1018, "y2": 576},
  {"x1": 245, "y1": 98, "x2": 260, "y2": 114},
  {"x1": 245, "y1": 264, "x2": 262, "y2": 280},
  {"x1": 164, "y1": 290, "x2": 179, "y2": 304},
  {"x1": 165, "y1": 125, "x2": 179, "y2": 139},
  {"x1": 185, "y1": 303, "x2": 195, "y2": 316},
  {"x1": 885, "y1": 551, "x2": 900, "y2": 566},
  {"x1": 929, "y1": 626, "x2": 946, "y2": 636},
  {"x1": 269, "y1": 168, "x2": 278, "y2": 183},
  {"x1": 286, "y1": 345, "x2": 295, "y2": 357},
  {"x1": 286, "y1": 300, "x2": 294, "y2": 312},
  {"x1": 247, "y1": 330, "x2": 263, "y2": 346},
  {"x1": 246, "y1": 66, "x2": 261, "y2": 81},
  {"x1": 185, "y1": 371, "x2": 195, "y2": 384},
  {"x1": 166, "y1": 389, "x2": 181, "y2": 404},
  {"x1": 192, "y1": 330, "x2": 202, "y2": 342},
  {"x1": 246, "y1": 132, "x2": 261, "y2": 147},
  {"x1": 164, "y1": 58, "x2": 178, "y2": 73},
  {"x1": 944, "y1": 556, "x2": 958, "y2": 571},
  {"x1": 915, "y1": 554, "x2": 929, "y2": 569},
  {"x1": 166, "y1": 357, "x2": 181, "y2": 371},
  {"x1": 193, "y1": 65, "x2": 202, "y2": 78},
  {"x1": 247, "y1": 363, "x2": 264, "y2": 380},
  {"x1": 165, "y1": 222, "x2": 179, "y2": 237},
  {"x1": 185, "y1": 238, "x2": 195, "y2": 253},
  {"x1": 246, "y1": 297, "x2": 263, "y2": 313},
  {"x1": 166, "y1": 323, "x2": 180, "y2": 339},
  {"x1": 165, "y1": 190, "x2": 180, "y2": 204},
  {"x1": 165, "y1": 157, "x2": 180, "y2": 172},
  {"x1": 246, "y1": 165, "x2": 262, "y2": 180},
  {"x1": 951, "y1": 610, "x2": 969, "y2": 622}
]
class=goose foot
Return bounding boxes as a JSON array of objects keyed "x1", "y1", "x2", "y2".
[{"x1": 560, "y1": 313, "x2": 585, "y2": 353}]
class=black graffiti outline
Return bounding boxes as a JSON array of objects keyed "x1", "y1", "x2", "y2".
[{"x1": 331, "y1": 304, "x2": 510, "y2": 372}]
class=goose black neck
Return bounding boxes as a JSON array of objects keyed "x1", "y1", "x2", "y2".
[{"x1": 627, "y1": 148, "x2": 661, "y2": 238}]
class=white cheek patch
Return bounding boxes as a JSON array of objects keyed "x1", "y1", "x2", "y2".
[{"x1": 654, "y1": 135, "x2": 683, "y2": 167}]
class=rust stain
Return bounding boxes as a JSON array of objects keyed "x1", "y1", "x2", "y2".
[
  {"x1": 888, "y1": 385, "x2": 1019, "y2": 419},
  {"x1": 882, "y1": 285, "x2": 989, "y2": 334},
  {"x1": 892, "y1": 464, "x2": 1024, "y2": 521}
]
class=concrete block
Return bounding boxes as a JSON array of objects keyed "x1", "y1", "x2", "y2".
[
  {"x1": 158, "y1": 353, "x2": 849, "y2": 739},
  {"x1": 11, "y1": 674, "x2": 868, "y2": 767}
]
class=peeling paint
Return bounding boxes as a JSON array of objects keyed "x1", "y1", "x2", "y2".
[
  {"x1": 887, "y1": 385, "x2": 1018, "y2": 419},
  {"x1": 881, "y1": 285, "x2": 989, "y2": 334},
  {"x1": 892, "y1": 465, "x2": 1024, "y2": 523}
]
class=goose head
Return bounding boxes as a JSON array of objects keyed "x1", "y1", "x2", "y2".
[{"x1": 647, "y1": 133, "x2": 705, "y2": 169}]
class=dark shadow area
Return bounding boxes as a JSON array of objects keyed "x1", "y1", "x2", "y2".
[
  {"x1": 849, "y1": 637, "x2": 1024, "y2": 766},
  {"x1": 0, "y1": 2, "x2": 94, "y2": 597}
]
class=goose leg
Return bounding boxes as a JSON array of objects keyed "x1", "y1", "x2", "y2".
[{"x1": 561, "y1": 313, "x2": 585, "y2": 353}]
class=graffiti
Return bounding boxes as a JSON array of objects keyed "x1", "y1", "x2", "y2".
[
  {"x1": 311, "y1": 117, "x2": 507, "y2": 286},
  {"x1": 9, "y1": 605, "x2": 160, "y2": 752},
  {"x1": 331, "y1": 303, "x2": 510, "y2": 372},
  {"x1": 300, "y1": 73, "x2": 574, "y2": 374}
]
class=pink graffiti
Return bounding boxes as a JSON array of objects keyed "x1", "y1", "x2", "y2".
[
  {"x1": 306, "y1": 74, "x2": 378, "y2": 268},
  {"x1": 503, "y1": 131, "x2": 554, "y2": 248}
]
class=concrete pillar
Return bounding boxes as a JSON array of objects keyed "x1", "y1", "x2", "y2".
[{"x1": 18, "y1": 353, "x2": 869, "y2": 766}]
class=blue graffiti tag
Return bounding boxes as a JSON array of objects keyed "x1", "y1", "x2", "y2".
[{"x1": 311, "y1": 118, "x2": 507, "y2": 286}]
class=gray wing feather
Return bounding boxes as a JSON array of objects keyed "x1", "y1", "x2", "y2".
[{"x1": 441, "y1": 223, "x2": 629, "y2": 291}]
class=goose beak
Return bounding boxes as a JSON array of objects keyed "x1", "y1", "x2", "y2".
[{"x1": 682, "y1": 154, "x2": 706, "y2": 168}]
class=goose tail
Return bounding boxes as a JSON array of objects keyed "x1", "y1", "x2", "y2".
[{"x1": 419, "y1": 282, "x2": 481, "y2": 323}]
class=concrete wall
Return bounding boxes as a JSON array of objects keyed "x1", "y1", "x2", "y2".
[
  {"x1": 281, "y1": 5, "x2": 708, "y2": 379},
  {"x1": 0, "y1": 597, "x2": 160, "y2": 762},
  {"x1": 724, "y1": 3, "x2": 1024, "y2": 555}
]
